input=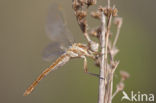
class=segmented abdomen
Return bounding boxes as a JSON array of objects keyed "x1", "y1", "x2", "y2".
[{"x1": 24, "y1": 53, "x2": 70, "y2": 96}]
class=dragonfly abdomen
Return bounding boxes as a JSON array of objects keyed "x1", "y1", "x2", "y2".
[{"x1": 24, "y1": 53, "x2": 70, "y2": 96}]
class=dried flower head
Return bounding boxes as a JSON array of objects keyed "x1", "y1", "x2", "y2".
[
  {"x1": 86, "y1": 0, "x2": 97, "y2": 7},
  {"x1": 76, "y1": 10, "x2": 87, "y2": 20},
  {"x1": 90, "y1": 29, "x2": 98, "y2": 37},
  {"x1": 114, "y1": 17, "x2": 123, "y2": 28},
  {"x1": 112, "y1": 8, "x2": 118, "y2": 16},
  {"x1": 78, "y1": 0, "x2": 87, "y2": 6},
  {"x1": 98, "y1": 7, "x2": 118, "y2": 17},
  {"x1": 98, "y1": 6, "x2": 104, "y2": 12},
  {"x1": 79, "y1": 19, "x2": 87, "y2": 33},
  {"x1": 89, "y1": 27, "x2": 101, "y2": 38},
  {"x1": 72, "y1": 0, "x2": 81, "y2": 10},
  {"x1": 104, "y1": 8, "x2": 111, "y2": 17},
  {"x1": 120, "y1": 71, "x2": 130, "y2": 81},
  {"x1": 91, "y1": 11, "x2": 101, "y2": 19},
  {"x1": 111, "y1": 47, "x2": 119, "y2": 57}
]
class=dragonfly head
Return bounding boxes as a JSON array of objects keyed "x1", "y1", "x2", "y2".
[{"x1": 88, "y1": 41, "x2": 99, "y2": 52}]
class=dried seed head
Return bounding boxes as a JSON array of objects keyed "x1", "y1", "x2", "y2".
[
  {"x1": 114, "y1": 17, "x2": 123, "y2": 28},
  {"x1": 112, "y1": 8, "x2": 118, "y2": 16},
  {"x1": 117, "y1": 82, "x2": 124, "y2": 91},
  {"x1": 89, "y1": 27, "x2": 101, "y2": 38},
  {"x1": 90, "y1": 30, "x2": 98, "y2": 37},
  {"x1": 98, "y1": 6, "x2": 112, "y2": 17},
  {"x1": 86, "y1": 0, "x2": 97, "y2": 7},
  {"x1": 98, "y1": 7, "x2": 118, "y2": 17},
  {"x1": 103, "y1": 8, "x2": 111, "y2": 17},
  {"x1": 72, "y1": 0, "x2": 81, "y2": 11},
  {"x1": 111, "y1": 47, "x2": 119, "y2": 57},
  {"x1": 120, "y1": 71, "x2": 130, "y2": 81},
  {"x1": 98, "y1": 6, "x2": 105, "y2": 12},
  {"x1": 78, "y1": 0, "x2": 87, "y2": 6},
  {"x1": 76, "y1": 10, "x2": 87, "y2": 20},
  {"x1": 91, "y1": 11, "x2": 101, "y2": 19},
  {"x1": 79, "y1": 19, "x2": 87, "y2": 33}
]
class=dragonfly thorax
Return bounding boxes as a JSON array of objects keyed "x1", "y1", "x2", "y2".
[
  {"x1": 88, "y1": 41, "x2": 99, "y2": 52},
  {"x1": 66, "y1": 43, "x2": 90, "y2": 58}
]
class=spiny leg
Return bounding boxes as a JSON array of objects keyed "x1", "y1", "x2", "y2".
[{"x1": 81, "y1": 56, "x2": 101, "y2": 78}]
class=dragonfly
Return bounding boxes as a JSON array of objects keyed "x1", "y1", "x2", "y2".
[{"x1": 24, "y1": 4, "x2": 99, "y2": 96}]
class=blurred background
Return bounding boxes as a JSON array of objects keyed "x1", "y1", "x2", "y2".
[{"x1": 0, "y1": 0, "x2": 155, "y2": 103}]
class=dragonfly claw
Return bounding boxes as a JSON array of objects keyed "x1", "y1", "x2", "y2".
[{"x1": 86, "y1": 72, "x2": 104, "y2": 79}]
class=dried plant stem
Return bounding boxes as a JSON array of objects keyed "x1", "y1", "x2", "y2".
[
  {"x1": 98, "y1": 12, "x2": 106, "y2": 103},
  {"x1": 112, "y1": 88, "x2": 119, "y2": 99},
  {"x1": 72, "y1": 1, "x2": 129, "y2": 103},
  {"x1": 113, "y1": 26, "x2": 121, "y2": 48},
  {"x1": 109, "y1": 75, "x2": 113, "y2": 103},
  {"x1": 104, "y1": 15, "x2": 112, "y2": 103},
  {"x1": 105, "y1": 14, "x2": 112, "y2": 61},
  {"x1": 107, "y1": 71, "x2": 114, "y2": 103}
]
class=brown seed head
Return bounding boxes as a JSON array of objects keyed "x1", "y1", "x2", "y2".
[
  {"x1": 79, "y1": 19, "x2": 87, "y2": 33},
  {"x1": 78, "y1": 0, "x2": 87, "y2": 6},
  {"x1": 114, "y1": 17, "x2": 123, "y2": 28},
  {"x1": 120, "y1": 71, "x2": 130, "y2": 81},
  {"x1": 103, "y1": 8, "x2": 112, "y2": 17},
  {"x1": 90, "y1": 29, "x2": 98, "y2": 37},
  {"x1": 86, "y1": 0, "x2": 97, "y2": 7},
  {"x1": 98, "y1": 6, "x2": 105, "y2": 12},
  {"x1": 72, "y1": 0, "x2": 81, "y2": 11},
  {"x1": 91, "y1": 11, "x2": 101, "y2": 19},
  {"x1": 76, "y1": 10, "x2": 87, "y2": 20},
  {"x1": 99, "y1": 7, "x2": 118, "y2": 17},
  {"x1": 89, "y1": 27, "x2": 101, "y2": 38},
  {"x1": 112, "y1": 8, "x2": 118, "y2": 16}
]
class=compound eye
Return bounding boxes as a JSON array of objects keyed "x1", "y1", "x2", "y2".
[{"x1": 89, "y1": 41, "x2": 99, "y2": 52}]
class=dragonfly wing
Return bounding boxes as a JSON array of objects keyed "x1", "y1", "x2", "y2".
[
  {"x1": 45, "y1": 4, "x2": 74, "y2": 45},
  {"x1": 42, "y1": 42, "x2": 65, "y2": 62}
]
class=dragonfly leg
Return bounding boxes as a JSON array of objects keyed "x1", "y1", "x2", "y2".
[
  {"x1": 81, "y1": 55, "x2": 88, "y2": 72},
  {"x1": 81, "y1": 56, "x2": 103, "y2": 79}
]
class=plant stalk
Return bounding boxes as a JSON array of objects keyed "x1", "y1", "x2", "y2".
[{"x1": 98, "y1": 12, "x2": 106, "y2": 103}]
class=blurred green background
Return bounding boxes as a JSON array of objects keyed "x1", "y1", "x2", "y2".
[{"x1": 0, "y1": 0, "x2": 155, "y2": 103}]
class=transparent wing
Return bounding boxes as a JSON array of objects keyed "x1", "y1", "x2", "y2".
[
  {"x1": 42, "y1": 42, "x2": 65, "y2": 62},
  {"x1": 43, "y1": 4, "x2": 74, "y2": 61},
  {"x1": 45, "y1": 4, "x2": 74, "y2": 46}
]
